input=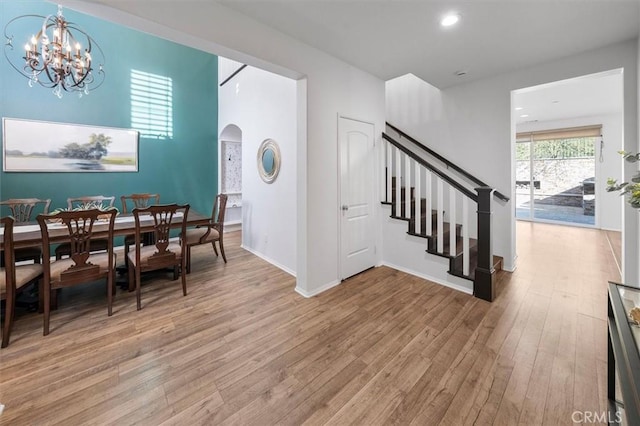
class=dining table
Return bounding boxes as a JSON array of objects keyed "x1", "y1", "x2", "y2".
[
  {"x1": 0, "y1": 210, "x2": 211, "y2": 249},
  {"x1": 1, "y1": 210, "x2": 211, "y2": 305}
]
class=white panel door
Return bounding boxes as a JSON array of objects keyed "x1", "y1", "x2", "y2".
[{"x1": 339, "y1": 117, "x2": 376, "y2": 279}]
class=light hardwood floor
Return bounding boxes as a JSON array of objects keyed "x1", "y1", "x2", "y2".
[{"x1": 0, "y1": 222, "x2": 621, "y2": 425}]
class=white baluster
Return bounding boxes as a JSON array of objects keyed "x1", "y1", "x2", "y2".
[
  {"x1": 437, "y1": 178, "x2": 444, "y2": 253},
  {"x1": 463, "y1": 196, "x2": 470, "y2": 276},
  {"x1": 405, "y1": 154, "x2": 411, "y2": 218},
  {"x1": 395, "y1": 147, "x2": 401, "y2": 217},
  {"x1": 386, "y1": 140, "x2": 392, "y2": 203},
  {"x1": 414, "y1": 164, "x2": 421, "y2": 235},
  {"x1": 425, "y1": 170, "x2": 432, "y2": 238},
  {"x1": 449, "y1": 185, "x2": 456, "y2": 257}
]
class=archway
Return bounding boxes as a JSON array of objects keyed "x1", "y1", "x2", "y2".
[{"x1": 219, "y1": 123, "x2": 243, "y2": 231}]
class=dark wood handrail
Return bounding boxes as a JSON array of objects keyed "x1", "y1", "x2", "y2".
[
  {"x1": 386, "y1": 122, "x2": 510, "y2": 202},
  {"x1": 383, "y1": 133, "x2": 478, "y2": 202},
  {"x1": 220, "y1": 64, "x2": 247, "y2": 87}
]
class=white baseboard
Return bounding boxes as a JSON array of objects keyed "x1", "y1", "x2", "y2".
[
  {"x1": 295, "y1": 279, "x2": 341, "y2": 298},
  {"x1": 503, "y1": 254, "x2": 517, "y2": 272},
  {"x1": 224, "y1": 223, "x2": 242, "y2": 233},
  {"x1": 502, "y1": 264, "x2": 517, "y2": 273},
  {"x1": 381, "y1": 261, "x2": 472, "y2": 295},
  {"x1": 240, "y1": 244, "x2": 296, "y2": 277}
]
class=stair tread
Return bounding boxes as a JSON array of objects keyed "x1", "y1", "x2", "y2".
[{"x1": 427, "y1": 235, "x2": 478, "y2": 257}]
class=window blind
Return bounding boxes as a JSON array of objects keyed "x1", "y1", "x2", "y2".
[
  {"x1": 130, "y1": 70, "x2": 173, "y2": 140},
  {"x1": 516, "y1": 125, "x2": 601, "y2": 141}
]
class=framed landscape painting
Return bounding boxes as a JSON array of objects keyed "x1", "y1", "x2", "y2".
[{"x1": 2, "y1": 117, "x2": 139, "y2": 172}]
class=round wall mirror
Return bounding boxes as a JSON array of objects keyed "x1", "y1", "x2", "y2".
[{"x1": 257, "y1": 139, "x2": 281, "y2": 184}]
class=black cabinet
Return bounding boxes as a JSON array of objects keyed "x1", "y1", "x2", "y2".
[{"x1": 608, "y1": 282, "x2": 640, "y2": 424}]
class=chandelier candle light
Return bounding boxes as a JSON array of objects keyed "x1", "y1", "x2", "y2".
[{"x1": 4, "y1": 4, "x2": 105, "y2": 98}]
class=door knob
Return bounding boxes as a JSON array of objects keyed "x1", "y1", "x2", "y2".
[{"x1": 341, "y1": 205, "x2": 349, "y2": 211}]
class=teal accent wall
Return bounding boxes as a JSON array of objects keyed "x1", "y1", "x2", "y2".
[{"x1": 0, "y1": 1, "x2": 218, "y2": 216}]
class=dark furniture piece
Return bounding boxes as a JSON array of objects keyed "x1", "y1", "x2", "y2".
[
  {"x1": 55, "y1": 195, "x2": 116, "y2": 260},
  {"x1": 37, "y1": 208, "x2": 118, "y2": 335},
  {"x1": 66, "y1": 195, "x2": 116, "y2": 210},
  {"x1": 1, "y1": 216, "x2": 43, "y2": 348},
  {"x1": 127, "y1": 204, "x2": 190, "y2": 310},
  {"x1": 120, "y1": 194, "x2": 161, "y2": 212},
  {"x1": 607, "y1": 281, "x2": 640, "y2": 425},
  {"x1": 184, "y1": 193, "x2": 228, "y2": 272},
  {"x1": 120, "y1": 193, "x2": 160, "y2": 267},
  {"x1": 1, "y1": 210, "x2": 209, "y2": 250},
  {"x1": 0, "y1": 198, "x2": 51, "y2": 264}
]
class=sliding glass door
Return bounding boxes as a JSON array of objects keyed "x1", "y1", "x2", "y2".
[
  {"x1": 516, "y1": 127, "x2": 599, "y2": 226},
  {"x1": 515, "y1": 138, "x2": 532, "y2": 219}
]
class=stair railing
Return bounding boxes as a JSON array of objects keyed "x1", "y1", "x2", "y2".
[
  {"x1": 386, "y1": 122, "x2": 510, "y2": 202},
  {"x1": 382, "y1": 132, "x2": 496, "y2": 301}
]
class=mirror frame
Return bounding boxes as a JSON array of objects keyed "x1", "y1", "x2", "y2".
[{"x1": 256, "y1": 138, "x2": 281, "y2": 184}]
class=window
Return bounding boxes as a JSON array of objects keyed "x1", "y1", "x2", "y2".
[
  {"x1": 515, "y1": 125, "x2": 601, "y2": 225},
  {"x1": 130, "y1": 70, "x2": 173, "y2": 139}
]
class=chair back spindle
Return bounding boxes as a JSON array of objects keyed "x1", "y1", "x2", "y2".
[
  {"x1": 0, "y1": 198, "x2": 51, "y2": 223},
  {"x1": 67, "y1": 195, "x2": 115, "y2": 210},
  {"x1": 55, "y1": 196, "x2": 115, "y2": 260},
  {"x1": 1, "y1": 198, "x2": 51, "y2": 264},
  {"x1": 120, "y1": 193, "x2": 160, "y2": 213}
]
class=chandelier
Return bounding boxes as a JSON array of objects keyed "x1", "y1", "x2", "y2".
[{"x1": 3, "y1": 5, "x2": 105, "y2": 98}]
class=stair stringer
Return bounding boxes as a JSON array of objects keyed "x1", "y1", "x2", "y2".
[{"x1": 380, "y1": 204, "x2": 473, "y2": 295}]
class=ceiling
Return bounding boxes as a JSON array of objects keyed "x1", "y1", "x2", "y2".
[
  {"x1": 217, "y1": 0, "x2": 640, "y2": 89},
  {"x1": 514, "y1": 71, "x2": 623, "y2": 125}
]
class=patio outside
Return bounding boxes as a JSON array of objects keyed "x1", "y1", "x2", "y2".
[{"x1": 516, "y1": 137, "x2": 596, "y2": 226}]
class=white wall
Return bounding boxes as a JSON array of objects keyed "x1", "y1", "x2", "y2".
[
  {"x1": 67, "y1": 0, "x2": 386, "y2": 295},
  {"x1": 516, "y1": 113, "x2": 624, "y2": 231},
  {"x1": 386, "y1": 40, "x2": 638, "y2": 282},
  {"x1": 637, "y1": 31, "x2": 640, "y2": 284},
  {"x1": 218, "y1": 59, "x2": 297, "y2": 275}
]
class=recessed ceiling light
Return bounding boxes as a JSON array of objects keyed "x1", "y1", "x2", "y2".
[
  {"x1": 515, "y1": 107, "x2": 523, "y2": 111},
  {"x1": 520, "y1": 114, "x2": 529, "y2": 118},
  {"x1": 551, "y1": 100, "x2": 560, "y2": 104},
  {"x1": 441, "y1": 13, "x2": 461, "y2": 27},
  {"x1": 454, "y1": 70, "x2": 468, "y2": 77}
]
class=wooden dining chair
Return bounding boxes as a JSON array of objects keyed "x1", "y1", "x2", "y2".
[
  {"x1": 37, "y1": 208, "x2": 118, "y2": 335},
  {"x1": 55, "y1": 195, "x2": 115, "y2": 260},
  {"x1": 121, "y1": 194, "x2": 161, "y2": 212},
  {"x1": 120, "y1": 193, "x2": 160, "y2": 266},
  {"x1": 127, "y1": 204, "x2": 190, "y2": 310},
  {"x1": 184, "y1": 194, "x2": 227, "y2": 273},
  {"x1": 1, "y1": 216, "x2": 43, "y2": 348},
  {"x1": 0, "y1": 198, "x2": 51, "y2": 264}
]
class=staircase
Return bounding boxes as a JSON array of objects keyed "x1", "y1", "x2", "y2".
[
  {"x1": 382, "y1": 127, "x2": 508, "y2": 302},
  {"x1": 387, "y1": 178, "x2": 502, "y2": 280}
]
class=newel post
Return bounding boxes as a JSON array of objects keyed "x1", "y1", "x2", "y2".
[{"x1": 475, "y1": 186, "x2": 495, "y2": 302}]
